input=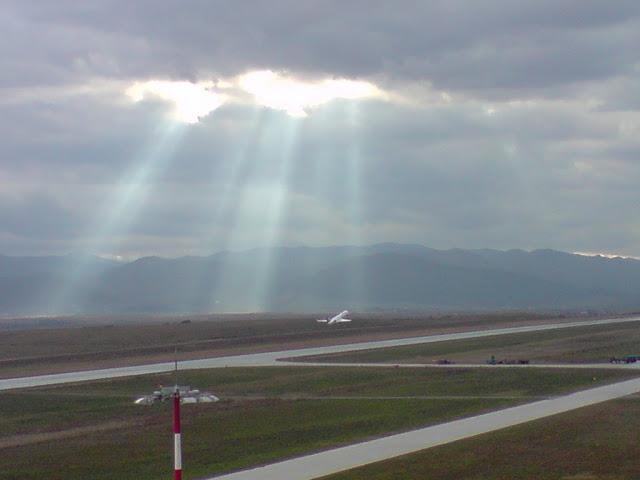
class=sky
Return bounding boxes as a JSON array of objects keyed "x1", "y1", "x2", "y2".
[{"x1": 2, "y1": 1, "x2": 640, "y2": 260}]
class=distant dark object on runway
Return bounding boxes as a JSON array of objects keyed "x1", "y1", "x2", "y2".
[
  {"x1": 486, "y1": 355, "x2": 529, "y2": 365},
  {"x1": 610, "y1": 355, "x2": 640, "y2": 364}
]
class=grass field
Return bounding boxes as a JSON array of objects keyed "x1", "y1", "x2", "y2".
[
  {"x1": 1, "y1": 366, "x2": 639, "y2": 479},
  {"x1": 2, "y1": 313, "x2": 640, "y2": 479},
  {"x1": 300, "y1": 320, "x2": 640, "y2": 365}
]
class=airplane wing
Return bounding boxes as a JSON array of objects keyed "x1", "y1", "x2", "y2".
[{"x1": 317, "y1": 310, "x2": 350, "y2": 324}]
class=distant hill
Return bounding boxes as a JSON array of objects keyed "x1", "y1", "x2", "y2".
[{"x1": 1, "y1": 244, "x2": 639, "y2": 315}]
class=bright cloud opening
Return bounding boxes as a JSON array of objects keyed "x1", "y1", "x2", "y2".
[
  {"x1": 126, "y1": 71, "x2": 385, "y2": 121},
  {"x1": 126, "y1": 80, "x2": 224, "y2": 123},
  {"x1": 239, "y1": 70, "x2": 383, "y2": 117}
]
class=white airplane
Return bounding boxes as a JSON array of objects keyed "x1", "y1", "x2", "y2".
[{"x1": 316, "y1": 310, "x2": 351, "y2": 325}]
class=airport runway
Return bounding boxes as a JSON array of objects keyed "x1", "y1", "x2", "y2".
[
  {"x1": 3, "y1": 315, "x2": 640, "y2": 479},
  {"x1": 2, "y1": 315, "x2": 640, "y2": 391},
  {"x1": 205, "y1": 376, "x2": 640, "y2": 480}
]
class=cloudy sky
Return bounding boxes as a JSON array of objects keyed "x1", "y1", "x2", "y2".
[{"x1": 2, "y1": 1, "x2": 640, "y2": 260}]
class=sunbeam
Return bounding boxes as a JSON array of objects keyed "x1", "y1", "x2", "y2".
[
  {"x1": 91, "y1": 124, "x2": 187, "y2": 247},
  {"x1": 40, "y1": 70, "x2": 382, "y2": 314},
  {"x1": 207, "y1": 108, "x2": 271, "y2": 249},
  {"x1": 42, "y1": 121, "x2": 187, "y2": 313},
  {"x1": 194, "y1": 108, "x2": 305, "y2": 312},
  {"x1": 192, "y1": 107, "x2": 269, "y2": 312},
  {"x1": 220, "y1": 113, "x2": 302, "y2": 311},
  {"x1": 344, "y1": 101, "x2": 367, "y2": 308},
  {"x1": 249, "y1": 116, "x2": 302, "y2": 310}
]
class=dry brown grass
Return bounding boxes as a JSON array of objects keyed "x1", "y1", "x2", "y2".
[{"x1": 0, "y1": 311, "x2": 559, "y2": 376}]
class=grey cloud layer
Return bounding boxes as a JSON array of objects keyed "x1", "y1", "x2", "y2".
[
  {"x1": 1, "y1": 1, "x2": 640, "y2": 258},
  {"x1": 6, "y1": 1, "x2": 640, "y2": 89}
]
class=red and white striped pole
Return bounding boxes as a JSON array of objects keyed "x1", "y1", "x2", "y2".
[{"x1": 173, "y1": 388, "x2": 182, "y2": 480}]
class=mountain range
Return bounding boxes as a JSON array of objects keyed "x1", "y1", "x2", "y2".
[{"x1": 1, "y1": 243, "x2": 639, "y2": 315}]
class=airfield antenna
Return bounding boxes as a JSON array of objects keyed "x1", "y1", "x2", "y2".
[
  {"x1": 174, "y1": 387, "x2": 182, "y2": 480},
  {"x1": 173, "y1": 346, "x2": 182, "y2": 480}
]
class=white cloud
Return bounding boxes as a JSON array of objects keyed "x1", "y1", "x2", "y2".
[
  {"x1": 126, "y1": 80, "x2": 225, "y2": 123},
  {"x1": 124, "y1": 71, "x2": 386, "y2": 122},
  {"x1": 238, "y1": 70, "x2": 384, "y2": 117}
]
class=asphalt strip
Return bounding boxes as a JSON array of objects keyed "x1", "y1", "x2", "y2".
[
  {"x1": 4, "y1": 316, "x2": 640, "y2": 391},
  {"x1": 205, "y1": 376, "x2": 640, "y2": 480}
]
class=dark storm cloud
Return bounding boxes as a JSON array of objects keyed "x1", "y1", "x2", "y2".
[{"x1": 5, "y1": 1, "x2": 640, "y2": 90}]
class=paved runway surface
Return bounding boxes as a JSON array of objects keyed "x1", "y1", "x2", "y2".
[
  {"x1": 205, "y1": 376, "x2": 640, "y2": 480},
  {"x1": 2, "y1": 316, "x2": 639, "y2": 391}
]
